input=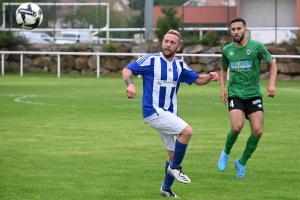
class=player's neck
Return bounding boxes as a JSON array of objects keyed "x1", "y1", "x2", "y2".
[
  {"x1": 234, "y1": 38, "x2": 248, "y2": 48},
  {"x1": 162, "y1": 53, "x2": 175, "y2": 62},
  {"x1": 165, "y1": 56, "x2": 175, "y2": 62}
]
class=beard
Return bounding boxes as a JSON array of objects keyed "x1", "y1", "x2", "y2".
[
  {"x1": 162, "y1": 48, "x2": 176, "y2": 58},
  {"x1": 233, "y1": 33, "x2": 245, "y2": 43}
]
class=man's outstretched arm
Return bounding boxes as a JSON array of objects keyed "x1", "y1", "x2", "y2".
[{"x1": 194, "y1": 72, "x2": 219, "y2": 85}]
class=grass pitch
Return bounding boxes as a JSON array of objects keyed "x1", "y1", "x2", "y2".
[{"x1": 0, "y1": 74, "x2": 299, "y2": 200}]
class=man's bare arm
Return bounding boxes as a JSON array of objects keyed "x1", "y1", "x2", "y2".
[
  {"x1": 267, "y1": 59, "x2": 277, "y2": 97},
  {"x1": 122, "y1": 68, "x2": 137, "y2": 99},
  {"x1": 122, "y1": 68, "x2": 134, "y2": 86},
  {"x1": 220, "y1": 66, "x2": 228, "y2": 105}
]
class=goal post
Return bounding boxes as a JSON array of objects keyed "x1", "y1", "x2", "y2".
[{"x1": 1, "y1": 2, "x2": 110, "y2": 43}]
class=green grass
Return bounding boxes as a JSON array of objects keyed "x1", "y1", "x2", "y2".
[{"x1": 0, "y1": 74, "x2": 299, "y2": 200}]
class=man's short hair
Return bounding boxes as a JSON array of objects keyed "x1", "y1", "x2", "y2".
[
  {"x1": 230, "y1": 18, "x2": 246, "y2": 26},
  {"x1": 166, "y1": 29, "x2": 182, "y2": 43}
]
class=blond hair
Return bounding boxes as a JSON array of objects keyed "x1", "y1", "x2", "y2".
[{"x1": 166, "y1": 29, "x2": 182, "y2": 44}]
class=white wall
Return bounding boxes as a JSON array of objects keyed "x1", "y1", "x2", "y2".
[{"x1": 241, "y1": 0, "x2": 296, "y2": 27}]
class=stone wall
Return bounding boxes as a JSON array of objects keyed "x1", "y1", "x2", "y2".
[{"x1": 1, "y1": 42, "x2": 300, "y2": 81}]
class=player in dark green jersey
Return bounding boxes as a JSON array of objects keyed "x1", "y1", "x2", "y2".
[{"x1": 217, "y1": 18, "x2": 277, "y2": 178}]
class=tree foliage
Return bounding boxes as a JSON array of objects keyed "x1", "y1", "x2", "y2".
[
  {"x1": 129, "y1": 0, "x2": 186, "y2": 27},
  {"x1": 155, "y1": 6, "x2": 181, "y2": 42},
  {"x1": 200, "y1": 30, "x2": 221, "y2": 46},
  {"x1": 0, "y1": 31, "x2": 28, "y2": 47}
]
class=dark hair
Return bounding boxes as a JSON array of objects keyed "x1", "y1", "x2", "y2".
[{"x1": 230, "y1": 18, "x2": 246, "y2": 26}]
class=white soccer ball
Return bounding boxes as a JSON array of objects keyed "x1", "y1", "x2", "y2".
[{"x1": 15, "y1": 3, "x2": 43, "y2": 30}]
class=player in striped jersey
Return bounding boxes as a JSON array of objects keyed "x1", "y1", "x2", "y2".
[{"x1": 122, "y1": 29, "x2": 219, "y2": 198}]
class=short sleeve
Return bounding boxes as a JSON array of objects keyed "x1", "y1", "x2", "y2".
[
  {"x1": 258, "y1": 43, "x2": 273, "y2": 63},
  {"x1": 126, "y1": 54, "x2": 153, "y2": 76},
  {"x1": 179, "y1": 62, "x2": 199, "y2": 85},
  {"x1": 221, "y1": 49, "x2": 229, "y2": 68}
]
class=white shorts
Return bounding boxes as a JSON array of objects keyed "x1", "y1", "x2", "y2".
[{"x1": 145, "y1": 111, "x2": 188, "y2": 151}]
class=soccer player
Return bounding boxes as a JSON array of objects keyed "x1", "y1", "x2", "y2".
[
  {"x1": 122, "y1": 29, "x2": 219, "y2": 198},
  {"x1": 217, "y1": 18, "x2": 277, "y2": 178}
]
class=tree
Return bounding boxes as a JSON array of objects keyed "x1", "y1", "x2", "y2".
[
  {"x1": 155, "y1": 6, "x2": 181, "y2": 42},
  {"x1": 128, "y1": 0, "x2": 186, "y2": 29}
]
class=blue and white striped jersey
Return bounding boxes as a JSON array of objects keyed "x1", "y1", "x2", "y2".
[{"x1": 126, "y1": 52, "x2": 199, "y2": 119}]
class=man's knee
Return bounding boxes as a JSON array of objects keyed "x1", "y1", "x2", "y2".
[
  {"x1": 252, "y1": 127, "x2": 263, "y2": 137},
  {"x1": 231, "y1": 125, "x2": 243, "y2": 135},
  {"x1": 181, "y1": 125, "x2": 193, "y2": 138}
]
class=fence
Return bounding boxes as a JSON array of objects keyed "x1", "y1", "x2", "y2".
[
  {"x1": 2, "y1": 2, "x2": 300, "y2": 43},
  {"x1": 1, "y1": 51, "x2": 300, "y2": 78}
]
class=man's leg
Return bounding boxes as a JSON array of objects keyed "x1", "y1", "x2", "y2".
[
  {"x1": 158, "y1": 135, "x2": 179, "y2": 197},
  {"x1": 218, "y1": 109, "x2": 244, "y2": 172},
  {"x1": 224, "y1": 130, "x2": 238, "y2": 154},
  {"x1": 147, "y1": 112, "x2": 192, "y2": 184},
  {"x1": 162, "y1": 151, "x2": 175, "y2": 191},
  {"x1": 235, "y1": 111, "x2": 264, "y2": 178},
  {"x1": 160, "y1": 151, "x2": 179, "y2": 198},
  {"x1": 168, "y1": 125, "x2": 192, "y2": 184},
  {"x1": 170, "y1": 125, "x2": 192, "y2": 169}
]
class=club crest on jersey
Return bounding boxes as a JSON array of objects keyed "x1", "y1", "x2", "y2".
[
  {"x1": 246, "y1": 49, "x2": 251, "y2": 55},
  {"x1": 229, "y1": 52, "x2": 234, "y2": 56}
]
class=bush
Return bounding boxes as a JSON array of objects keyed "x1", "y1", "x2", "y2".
[
  {"x1": 155, "y1": 6, "x2": 181, "y2": 42},
  {"x1": 200, "y1": 30, "x2": 220, "y2": 47},
  {"x1": 181, "y1": 30, "x2": 202, "y2": 46},
  {"x1": 0, "y1": 31, "x2": 28, "y2": 48},
  {"x1": 102, "y1": 43, "x2": 117, "y2": 59},
  {"x1": 291, "y1": 30, "x2": 300, "y2": 46}
]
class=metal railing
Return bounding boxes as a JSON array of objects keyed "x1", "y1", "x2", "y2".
[
  {"x1": 2, "y1": 2, "x2": 300, "y2": 43},
  {"x1": 1, "y1": 51, "x2": 300, "y2": 78}
]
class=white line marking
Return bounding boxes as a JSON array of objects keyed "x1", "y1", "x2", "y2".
[
  {"x1": 278, "y1": 88, "x2": 300, "y2": 92},
  {"x1": 14, "y1": 95, "x2": 52, "y2": 105},
  {"x1": 0, "y1": 93, "x2": 83, "y2": 106},
  {"x1": 1, "y1": 93, "x2": 300, "y2": 111}
]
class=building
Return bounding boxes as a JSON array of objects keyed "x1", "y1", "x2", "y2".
[
  {"x1": 154, "y1": 0, "x2": 237, "y2": 28},
  {"x1": 153, "y1": 0, "x2": 300, "y2": 28}
]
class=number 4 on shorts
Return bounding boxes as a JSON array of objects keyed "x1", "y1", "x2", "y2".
[{"x1": 230, "y1": 100, "x2": 234, "y2": 107}]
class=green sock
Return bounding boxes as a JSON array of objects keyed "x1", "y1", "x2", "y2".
[
  {"x1": 239, "y1": 134, "x2": 260, "y2": 166},
  {"x1": 224, "y1": 130, "x2": 238, "y2": 154}
]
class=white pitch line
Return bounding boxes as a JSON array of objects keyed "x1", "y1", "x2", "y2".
[
  {"x1": 0, "y1": 93, "x2": 81, "y2": 106},
  {"x1": 14, "y1": 95, "x2": 52, "y2": 106},
  {"x1": 1, "y1": 93, "x2": 300, "y2": 109},
  {"x1": 278, "y1": 88, "x2": 300, "y2": 92}
]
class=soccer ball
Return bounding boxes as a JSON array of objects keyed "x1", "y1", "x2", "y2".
[{"x1": 15, "y1": 3, "x2": 43, "y2": 30}]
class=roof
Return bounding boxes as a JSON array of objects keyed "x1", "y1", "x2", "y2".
[
  {"x1": 153, "y1": 6, "x2": 237, "y2": 25},
  {"x1": 183, "y1": 0, "x2": 236, "y2": 7}
]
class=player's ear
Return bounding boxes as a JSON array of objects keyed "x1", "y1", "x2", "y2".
[{"x1": 176, "y1": 44, "x2": 181, "y2": 52}]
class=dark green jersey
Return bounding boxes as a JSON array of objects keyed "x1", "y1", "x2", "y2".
[{"x1": 222, "y1": 39, "x2": 272, "y2": 99}]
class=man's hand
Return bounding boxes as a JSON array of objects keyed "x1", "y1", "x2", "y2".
[
  {"x1": 221, "y1": 88, "x2": 227, "y2": 106},
  {"x1": 126, "y1": 84, "x2": 136, "y2": 99},
  {"x1": 267, "y1": 84, "x2": 276, "y2": 98},
  {"x1": 209, "y1": 72, "x2": 220, "y2": 81}
]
